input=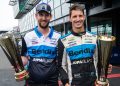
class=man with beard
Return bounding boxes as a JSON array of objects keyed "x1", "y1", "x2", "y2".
[
  {"x1": 21, "y1": 3, "x2": 60, "y2": 86},
  {"x1": 58, "y1": 4, "x2": 112, "y2": 86}
]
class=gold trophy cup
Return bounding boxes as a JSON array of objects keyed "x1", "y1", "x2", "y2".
[
  {"x1": 0, "y1": 34, "x2": 29, "y2": 81},
  {"x1": 96, "y1": 35, "x2": 115, "y2": 86}
]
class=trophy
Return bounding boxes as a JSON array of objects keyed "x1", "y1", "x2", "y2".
[
  {"x1": 96, "y1": 35, "x2": 115, "y2": 86},
  {"x1": 0, "y1": 33, "x2": 29, "y2": 81}
]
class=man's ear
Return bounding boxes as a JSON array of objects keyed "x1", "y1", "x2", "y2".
[
  {"x1": 50, "y1": 14, "x2": 52, "y2": 20},
  {"x1": 83, "y1": 15, "x2": 85, "y2": 21},
  {"x1": 35, "y1": 13, "x2": 38, "y2": 19}
]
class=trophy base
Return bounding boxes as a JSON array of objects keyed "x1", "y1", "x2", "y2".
[
  {"x1": 96, "y1": 78, "x2": 109, "y2": 86},
  {"x1": 15, "y1": 70, "x2": 29, "y2": 81}
]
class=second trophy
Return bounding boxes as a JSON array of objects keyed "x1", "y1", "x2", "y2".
[{"x1": 96, "y1": 35, "x2": 115, "y2": 86}]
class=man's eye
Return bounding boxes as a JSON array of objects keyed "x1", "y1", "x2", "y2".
[
  {"x1": 79, "y1": 15, "x2": 83, "y2": 17},
  {"x1": 45, "y1": 14, "x2": 49, "y2": 16},
  {"x1": 38, "y1": 13, "x2": 49, "y2": 17},
  {"x1": 73, "y1": 16, "x2": 77, "y2": 18},
  {"x1": 39, "y1": 13, "x2": 43, "y2": 16}
]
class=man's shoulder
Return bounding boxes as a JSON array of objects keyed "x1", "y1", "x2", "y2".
[
  {"x1": 52, "y1": 30, "x2": 61, "y2": 38},
  {"x1": 24, "y1": 29, "x2": 35, "y2": 38},
  {"x1": 86, "y1": 31, "x2": 97, "y2": 37},
  {"x1": 85, "y1": 31, "x2": 98, "y2": 41},
  {"x1": 53, "y1": 30, "x2": 60, "y2": 35},
  {"x1": 60, "y1": 32, "x2": 71, "y2": 39}
]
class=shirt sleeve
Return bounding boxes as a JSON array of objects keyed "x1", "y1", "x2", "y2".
[
  {"x1": 21, "y1": 38, "x2": 27, "y2": 56},
  {"x1": 58, "y1": 39, "x2": 69, "y2": 85},
  {"x1": 93, "y1": 43, "x2": 98, "y2": 79}
]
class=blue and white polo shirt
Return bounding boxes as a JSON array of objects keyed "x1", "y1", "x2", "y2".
[{"x1": 21, "y1": 26, "x2": 60, "y2": 82}]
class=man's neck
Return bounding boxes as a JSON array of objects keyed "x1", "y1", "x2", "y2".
[
  {"x1": 72, "y1": 26, "x2": 85, "y2": 33},
  {"x1": 38, "y1": 26, "x2": 50, "y2": 37}
]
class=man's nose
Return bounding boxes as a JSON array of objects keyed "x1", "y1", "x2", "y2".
[
  {"x1": 42, "y1": 15, "x2": 47, "y2": 20},
  {"x1": 76, "y1": 16, "x2": 80, "y2": 21}
]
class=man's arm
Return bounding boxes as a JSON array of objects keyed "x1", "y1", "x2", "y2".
[
  {"x1": 58, "y1": 39, "x2": 69, "y2": 85},
  {"x1": 21, "y1": 56, "x2": 28, "y2": 66},
  {"x1": 21, "y1": 38, "x2": 28, "y2": 66}
]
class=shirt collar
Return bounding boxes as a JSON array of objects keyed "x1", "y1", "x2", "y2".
[
  {"x1": 34, "y1": 26, "x2": 54, "y2": 39},
  {"x1": 71, "y1": 30, "x2": 86, "y2": 36},
  {"x1": 48, "y1": 27, "x2": 54, "y2": 39}
]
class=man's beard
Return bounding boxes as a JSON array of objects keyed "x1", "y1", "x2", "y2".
[{"x1": 39, "y1": 22, "x2": 49, "y2": 29}]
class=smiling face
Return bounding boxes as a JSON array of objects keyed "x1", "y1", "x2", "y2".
[
  {"x1": 69, "y1": 5, "x2": 85, "y2": 33},
  {"x1": 35, "y1": 11, "x2": 52, "y2": 29},
  {"x1": 70, "y1": 10, "x2": 85, "y2": 31}
]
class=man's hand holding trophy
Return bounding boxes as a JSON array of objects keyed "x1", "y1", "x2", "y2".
[{"x1": 0, "y1": 33, "x2": 29, "y2": 81}]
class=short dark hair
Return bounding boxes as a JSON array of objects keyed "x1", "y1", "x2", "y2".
[{"x1": 69, "y1": 4, "x2": 84, "y2": 17}]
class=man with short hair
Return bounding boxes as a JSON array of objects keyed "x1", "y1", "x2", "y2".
[
  {"x1": 58, "y1": 4, "x2": 112, "y2": 86},
  {"x1": 21, "y1": 3, "x2": 60, "y2": 86}
]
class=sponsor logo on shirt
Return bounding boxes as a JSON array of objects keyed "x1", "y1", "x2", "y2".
[
  {"x1": 32, "y1": 49, "x2": 56, "y2": 54},
  {"x1": 50, "y1": 38, "x2": 57, "y2": 45},
  {"x1": 72, "y1": 58, "x2": 93, "y2": 64},
  {"x1": 31, "y1": 37, "x2": 39, "y2": 44},
  {"x1": 32, "y1": 58, "x2": 54, "y2": 63},
  {"x1": 68, "y1": 48, "x2": 94, "y2": 56},
  {"x1": 73, "y1": 72, "x2": 95, "y2": 78},
  {"x1": 32, "y1": 41, "x2": 39, "y2": 44}
]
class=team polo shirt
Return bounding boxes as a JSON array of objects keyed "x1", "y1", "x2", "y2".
[{"x1": 21, "y1": 26, "x2": 60, "y2": 83}]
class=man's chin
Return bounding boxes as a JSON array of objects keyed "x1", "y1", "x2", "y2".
[
  {"x1": 40, "y1": 26, "x2": 48, "y2": 29},
  {"x1": 39, "y1": 24, "x2": 49, "y2": 29},
  {"x1": 76, "y1": 26, "x2": 82, "y2": 29},
  {"x1": 75, "y1": 25, "x2": 82, "y2": 28}
]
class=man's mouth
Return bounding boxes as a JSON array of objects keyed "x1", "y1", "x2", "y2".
[
  {"x1": 41, "y1": 21, "x2": 47, "y2": 24},
  {"x1": 76, "y1": 22, "x2": 81, "y2": 25}
]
